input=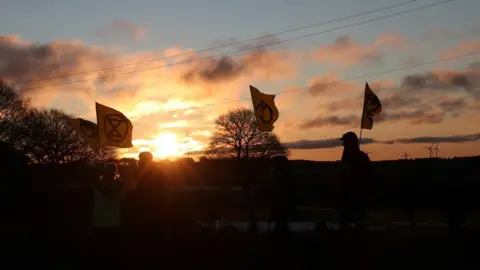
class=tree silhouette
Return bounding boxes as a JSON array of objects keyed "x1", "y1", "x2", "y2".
[
  {"x1": 0, "y1": 83, "x2": 30, "y2": 144},
  {"x1": 208, "y1": 108, "x2": 289, "y2": 159},
  {"x1": 1, "y1": 83, "x2": 116, "y2": 163},
  {"x1": 17, "y1": 109, "x2": 115, "y2": 164}
]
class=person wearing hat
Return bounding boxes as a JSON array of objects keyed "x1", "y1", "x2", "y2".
[
  {"x1": 121, "y1": 152, "x2": 169, "y2": 247},
  {"x1": 338, "y1": 131, "x2": 373, "y2": 232}
]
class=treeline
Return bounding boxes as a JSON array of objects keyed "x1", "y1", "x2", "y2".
[{"x1": 0, "y1": 83, "x2": 115, "y2": 166}]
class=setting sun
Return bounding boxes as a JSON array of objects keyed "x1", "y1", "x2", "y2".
[
  {"x1": 127, "y1": 131, "x2": 206, "y2": 160},
  {"x1": 152, "y1": 133, "x2": 181, "y2": 158},
  {"x1": 15, "y1": 0, "x2": 478, "y2": 162}
]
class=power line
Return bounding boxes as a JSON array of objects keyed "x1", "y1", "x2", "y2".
[
  {"x1": 20, "y1": 0, "x2": 454, "y2": 90},
  {"x1": 29, "y1": 50, "x2": 477, "y2": 126},
  {"x1": 169, "y1": 51, "x2": 479, "y2": 114},
  {"x1": 19, "y1": 0, "x2": 455, "y2": 91},
  {"x1": 11, "y1": 0, "x2": 421, "y2": 86}
]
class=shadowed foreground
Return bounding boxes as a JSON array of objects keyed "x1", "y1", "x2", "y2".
[{"x1": 3, "y1": 228, "x2": 479, "y2": 269}]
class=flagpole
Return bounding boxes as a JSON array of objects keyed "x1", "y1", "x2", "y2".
[
  {"x1": 358, "y1": 128, "x2": 363, "y2": 147},
  {"x1": 359, "y1": 85, "x2": 367, "y2": 148}
]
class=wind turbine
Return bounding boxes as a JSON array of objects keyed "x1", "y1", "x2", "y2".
[
  {"x1": 433, "y1": 143, "x2": 440, "y2": 158},
  {"x1": 401, "y1": 152, "x2": 410, "y2": 160},
  {"x1": 424, "y1": 143, "x2": 435, "y2": 158}
]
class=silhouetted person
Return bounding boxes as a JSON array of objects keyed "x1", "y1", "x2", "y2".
[
  {"x1": 268, "y1": 155, "x2": 295, "y2": 237},
  {"x1": 93, "y1": 163, "x2": 121, "y2": 228},
  {"x1": 121, "y1": 152, "x2": 169, "y2": 245},
  {"x1": 91, "y1": 163, "x2": 121, "y2": 264},
  {"x1": 118, "y1": 162, "x2": 138, "y2": 192},
  {"x1": 338, "y1": 132, "x2": 373, "y2": 232}
]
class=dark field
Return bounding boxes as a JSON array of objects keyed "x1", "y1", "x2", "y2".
[
  {"x1": 1, "y1": 157, "x2": 479, "y2": 269},
  {"x1": 2, "y1": 228, "x2": 480, "y2": 269}
]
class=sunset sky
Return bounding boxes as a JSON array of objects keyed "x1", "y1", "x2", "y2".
[{"x1": 1, "y1": 0, "x2": 479, "y2": 161}]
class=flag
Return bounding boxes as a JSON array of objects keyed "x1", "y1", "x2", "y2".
[
  {"x1": 361, "y1": 83, "x2": 382, "y2": 130},
  {"x1": 96, "y1": 102, "x2": 133, "y2": 148},
  {"x1": 249, "y1": 85, "x2": 280, "y2": 132},
  {"x1": 70, "y1": 118, "x2": 99, "y2": 150}
]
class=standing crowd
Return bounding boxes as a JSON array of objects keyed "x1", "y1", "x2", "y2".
[{"x1": 90, "y1": 131, "x2": 373, "y2": 241}]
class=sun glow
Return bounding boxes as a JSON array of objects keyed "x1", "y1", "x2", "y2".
[
  {"x1": 152, "y1": 132, "x2": 181, "y2": 158},
  {"x1": 126, "y1": 132, "x2": 207, "y2": 160}
]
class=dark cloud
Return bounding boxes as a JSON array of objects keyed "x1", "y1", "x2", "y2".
[
  {"x1": 401, "y1": 63, "x2": 480, "y2": 99},
  {"x1": 408, "y1": 112, "x2": 444, "y2": 125},
  {"x1": 182, "y1": 43, "x2": 292, "y2": 84},
  {"x1": 321, "y1": 62, "x2": 479, "y2": 117},
  {"x1": 438, "y1": 97, "x2": 468, "y2": 112},
  {"x1": 324, "y1": 91, "x2": 426, "y2": 112},
  {"x1": 381, "y1": 132, "x2": 480, "y2": 144},
  {"x1": 286, "y1": 132, "x2": 480, "y2": 150},
  {"x1": 325, "y1": 99, "x2": 358, "y2": 111},
  {"x1": 381, "y1": 93, "x2": 424, "y2": 110},
  {"x1": 308, "y1": 72, "x2": 355, "y2": 96},
  {"x1": 301, "y1": 108, "x2": 444, "y2": 130},
  {"x1": 377, "y1": 110, "x2": 444, "y2": 125},
  {"x1": 376, "y1": 110, "x2": 423, "y2": 122},
  {"x1": 299, "y1": 115, "x2": 359, "y2": 129},
  {"x1": 183, "y1": 56, "x2": 244, "y2": 83},
  {"x1": 285, "y1": 137, "x2": 374, "y2": 150},
  {"x1": 0, "y1": 35, "x2": 119, "y2": 90}
]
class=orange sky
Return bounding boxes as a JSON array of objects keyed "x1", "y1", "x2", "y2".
[{"x1": 2, "y1": 22, "x2": 480, "y2": 161}]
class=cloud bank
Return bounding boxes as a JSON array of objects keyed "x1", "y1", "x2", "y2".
[{"x1": 286, "y1": 132, "x2": 480, "y2": 150}]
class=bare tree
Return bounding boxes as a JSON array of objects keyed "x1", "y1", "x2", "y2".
[
  {"x1": 17, "y1": 108, "x2": 116, "y2": 164},
  {"x1": 1, "y1": 83, "x2": 116, "y2": 164},
  {"x1": 208, "y1": 108, "x2": 289, "y2": 160},
  {"x1": 0, "y1": 83, "x2": 30, "y2": 144}
]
